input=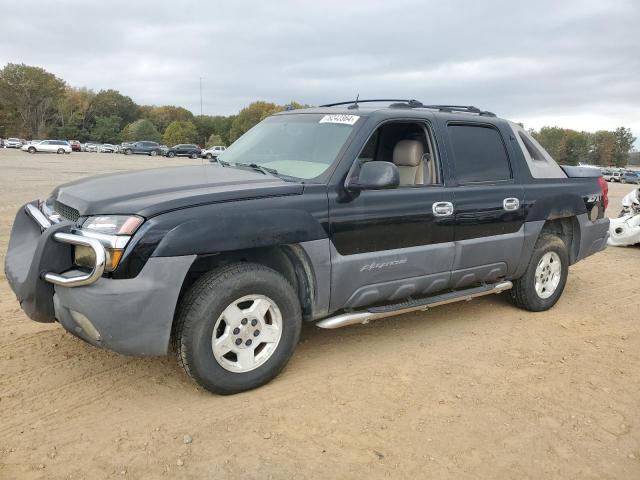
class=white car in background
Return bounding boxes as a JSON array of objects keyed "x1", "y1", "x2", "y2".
[
  {"x1": 22, "y1": 140, "x2": 72, "y2": 154},
  {"x1": 201, "y1": 145, "x2": 226, "y2": 160},
  {"x1": 5, "y1": 138, "x2": 23, "y2": 148},
  {"x1": 99, "y1": 144, "x2": 115, "y2": 153}
]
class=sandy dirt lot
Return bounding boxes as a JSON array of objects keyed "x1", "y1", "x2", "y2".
[{"x1": 0, "y1": 148, "x2": 638, "y2": 479}]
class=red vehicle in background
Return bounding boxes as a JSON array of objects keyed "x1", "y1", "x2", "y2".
[{"x1": 69, "y1": 140, "x2": 81, "y2": 152}]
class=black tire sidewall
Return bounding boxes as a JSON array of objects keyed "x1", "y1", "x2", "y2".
[
  {"x1": 182, "y1": 265, "x2": 301, "y2": 394},
  {"x1": 521, "y1": 235, "x2": 569, "y2": 311}
]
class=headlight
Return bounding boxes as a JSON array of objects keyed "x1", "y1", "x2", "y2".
[
  {"x1": 74, "y1": 215, "x2": 143, "y2": 272},
  {"x1": 82, "y1": 215, "x2": 143, "y2": 235}
]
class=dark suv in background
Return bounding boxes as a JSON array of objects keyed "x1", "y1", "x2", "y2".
[
  {"x1": 123, "y1": 141, "x2": 162, "y2": 156},
  {"x1": 165, "y1": 144, "x2": 202, "y2": 159}
]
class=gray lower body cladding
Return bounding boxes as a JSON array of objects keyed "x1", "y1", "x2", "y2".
[{"x1": 53, "y1": 256, "x2": 195, "y2": 356}]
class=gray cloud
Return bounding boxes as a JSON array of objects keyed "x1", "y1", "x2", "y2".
[{"x1": 1, "y1": 0, "x2": 639, "y2": 141}]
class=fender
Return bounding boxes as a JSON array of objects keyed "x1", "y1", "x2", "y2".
[
  {"x1": 114, "y1": 189, "x2": 329, "y2": 279},
  {"x1": 524, "y1": 192, "x2": 587, "y2": 222}
]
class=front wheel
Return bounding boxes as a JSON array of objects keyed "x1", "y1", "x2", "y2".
[
  {"x1": 125, "y1": 149, "x2": 132, "y2": 155},
  {"x1": 510, "y1": 233, "x2": 569, "y2": 312},
  {"x1": 174, "y1": 263, "x2": 302, "y2": 394},
  {"x1": 190, "y1": 152, "x2": 198, "y2": 159},
  {"x1": 167, "y1": 151, "x2": 175, "y2": 158},
  {"x1": 57, "y1": 148, "x2": 64, "y2": 154},
  {"x1": 206, "y1": 153, "x2": 213, "y2": 159},
  {"x1": 150, "y1": 150, "x2": 158, "y2": 156},
  {"x1": 28, "y1": 147, "x2": 36, "y2": 154}
]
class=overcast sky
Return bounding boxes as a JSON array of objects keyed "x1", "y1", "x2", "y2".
[{"x1": 1, "y1": 0, "x2": 639, "y2": 143}]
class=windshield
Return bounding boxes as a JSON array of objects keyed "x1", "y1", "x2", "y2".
[{"x1": 218, "y1": 113, "x2": 359, "y2": 179}]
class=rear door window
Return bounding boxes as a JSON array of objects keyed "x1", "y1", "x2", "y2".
[{"x1": 447, "y1": 124, "x2": 511, "y2": 184}]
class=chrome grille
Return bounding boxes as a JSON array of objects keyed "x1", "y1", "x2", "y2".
[{"x1": 53, "y1": 200, "x2": 80, "y2": 223}]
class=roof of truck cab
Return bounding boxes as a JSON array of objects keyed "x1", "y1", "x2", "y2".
[{"x1": 274, "y1": 106, "x2": 507, "y2": 125}]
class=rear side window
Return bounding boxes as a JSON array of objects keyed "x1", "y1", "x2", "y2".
[{"x1": 448, "y1": 124, "x2": 511, "y2": 183}]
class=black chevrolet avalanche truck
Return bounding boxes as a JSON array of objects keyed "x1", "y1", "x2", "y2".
[{"x1": 5, "y1": 100, "x2": 610, "y2": 394}]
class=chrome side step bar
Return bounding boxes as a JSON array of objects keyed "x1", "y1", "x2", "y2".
[{"x1": 316, "y1": 281, "x2": 513, "y2": 329}]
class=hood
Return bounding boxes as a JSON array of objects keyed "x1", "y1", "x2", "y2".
[{"x1": 51, "y1": 164, "x2": 303, "y2": 218}]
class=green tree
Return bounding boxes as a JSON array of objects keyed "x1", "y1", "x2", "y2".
[
  {"x1": 590, "y1": 130, "x2": 617, "y2": 166},
  {"x1": 139, "y1": 105, "x2": 194, "y2": 133},
  {"x1": 56, "y1": 87, "x2": 96, "y2": 134},
  {"x1": 532, "y1": 127, "x2": 591, "y2": 165},
  {"x1": 206, "y1": 133, "x2": 224, "y2": 147},
  {"x1": 228, "y1": 101, "x2": 283, "y2": 142},
  {"x1": 121, "y1": 118, "x2": 162, "y2": 143},
  {"x1": 613, "y1": 127, "x2": 636, "y2": 167},
  {"x1": 92, "y1": 89, "x2": 138, "y2": 128},
  {"x1": 0, "y1": 63, "x2": 66, "y2": 137},
  {"x1": 163, "y1": 120, "x2": 198, "y2": 145},
  {"x1": 91, "y1": 115, "x2": 122, "y2": 143}
]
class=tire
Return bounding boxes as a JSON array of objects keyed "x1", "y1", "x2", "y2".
[
  {"x1": 167, "y1": 151, "x2": 175, "y2": 158},
  {"x1": 190, "y1": 152, "x2": 198, "y2": 159},
  {"x1": 174, "y1": 263, "x2": 302, "y2": 394},
  {"x1": 125, "y1": 149, "x2": 132, "y2": 155},
  {"x1": 28, "y1": 147, "x2": 36, "y2": 154},
  {"x1": 57, "y1": 148, "x2": 64, "y2": 154},
  {"x1": 510, "y1": 233, "x2": 569, "y2": 312},
  {"x1": 206, "y1": 153, "x2": 213, "y2": 159},
  {"x1": 150, "y1": 150, "x2": 158, "y2": 156}
]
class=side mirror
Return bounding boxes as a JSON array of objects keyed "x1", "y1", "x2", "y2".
[{"x1": 348, "y1": 161, "x2": 400, "y2": 191}]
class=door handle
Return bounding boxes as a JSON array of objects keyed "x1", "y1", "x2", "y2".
[
  {"x1": 432, "y1": 201, "x2": 454, "y2": 217},
  {"x1": 503, "y1": 198, "x2": 520, "y2": 211}
]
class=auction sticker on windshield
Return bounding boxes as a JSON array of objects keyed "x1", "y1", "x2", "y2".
[{"x1": 319, "y1": 114, "x2": 360, "y2": 125}]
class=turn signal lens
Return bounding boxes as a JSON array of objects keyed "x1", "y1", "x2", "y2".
[{"x1": 74, "y1": 246, "x2": 124, "y2": 272}]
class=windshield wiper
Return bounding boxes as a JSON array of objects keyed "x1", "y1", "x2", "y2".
[{"x1": 233, "y1": 162, "x2": 280, "y2": 177}]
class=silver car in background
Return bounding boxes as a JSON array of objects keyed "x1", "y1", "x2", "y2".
[{"x1": 22, "y1": 140, "x2": 71, "y2": 154}]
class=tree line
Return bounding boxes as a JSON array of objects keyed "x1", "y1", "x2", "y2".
[
  {"x1": 0, "y1": 63, "x2": 302, "y2": 148},
  {"x1": 530, "y1": 126, "x2": 635, "y2": 167},
  {"x1": 0, "y1": 63, "x2": 636, "y2": 164}
]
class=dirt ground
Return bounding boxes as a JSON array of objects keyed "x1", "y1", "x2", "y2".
[{"x1": 0, "y1": 148, "x2": 638, "y2": 479}]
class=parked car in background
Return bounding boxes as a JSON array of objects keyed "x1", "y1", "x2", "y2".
[
  {"x1": 165, "y1": 144, "x2": 202, "y2": 158},
  {"x1": 201, "y1": 145, "x2": 226, "y2": 160},
  {"x1": 604, "y1": 171, "x2": 623, "y2": 182},
  {"x1": 621, "y1": 171, "x2": 640, "y2": 184},
  {"x1": 69, "y1": 140, "x2": 81, "y2": 152},
  {"x1": 26, "y1": 140, "x2": 42, "y2": 146},
  {"x1": 123, "y1": 141, "x2": 162, "y2": 156},
  {"x1": 22, "y1": 140, "x2": 71, "y2": 154},
  {"x1": 116, "y1": 142, "x2": 134, "y2": 154},
  {"x1": 5, "y1": 138, "x2": 23, "y2": 148},
  {"x1": 85, "y1": 143, "x2": 99, "y2": 153},
  {"x1": 100, "y1": 144, "x2": 115, "y2": 153}
]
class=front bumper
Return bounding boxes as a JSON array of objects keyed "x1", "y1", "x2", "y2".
[{"x1": 5, "y1": 201, "x2": 196, "y2": 355}]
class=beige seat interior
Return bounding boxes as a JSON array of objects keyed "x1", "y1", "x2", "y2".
[{"x1": 393, "y1": 139, "x2": 424, "y2": 185}]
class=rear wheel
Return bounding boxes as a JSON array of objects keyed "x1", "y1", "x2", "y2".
[
  {"x1": 174, "y1": 263, "x2": 302, "y2": 394},
  {"x1": 206, "y1": 153, "x2": 213, "y2": 159},
  {"x1": 510, "y1": 233, "x2": 569, "y2": 312},
  {"x1": 125, "y1": 149, "x2": 132, "y2": 155}
]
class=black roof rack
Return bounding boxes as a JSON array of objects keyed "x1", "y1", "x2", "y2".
[
  {"x1": 422, "y1": 105, "x2": 497, "y2": 117},
  {"x1": 319, "y1": 99, "x2": 496, "y2": 116},
  {"x1": 319, "y1": 99, "x2": 424, "y2": 109}
]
